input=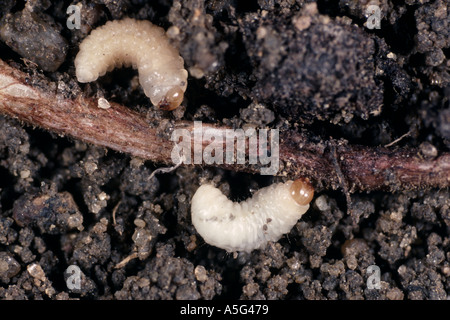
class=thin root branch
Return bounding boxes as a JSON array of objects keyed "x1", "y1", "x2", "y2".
[{"x1": 0, "y1": 58, "x2": 449, "y2": 193}]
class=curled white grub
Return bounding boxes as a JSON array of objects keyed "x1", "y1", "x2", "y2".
[
  {"x1": 191, "y1": 178, "x2": 314, "y2": 252},
  {"x1": 75, "y1": 18, "x2": 188, "y2": 110}
]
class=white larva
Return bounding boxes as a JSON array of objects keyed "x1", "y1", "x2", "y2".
[
  {"x1": 75, "y1": 18, "x2": 188, "y2": 110},
  {"x1": 191, "y1": 179, "x2": 314, "y2": 253}
]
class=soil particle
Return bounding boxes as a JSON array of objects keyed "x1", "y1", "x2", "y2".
[
  {"x1": 69, "y1": 218, "x2": 111, "y2": 270},
  {"x1": 414, "y1": 0, "x2": 450, "y2": 87},
  {"x1": 0, "y1": 217, "x2": 17, "y2": 246},
  {"x1": 13, "y1": 191, "x2": 84, "y2": 234},
  {"x1": 130, "y1": 203, "x2": 167, "y2": 261},
  {"x1": 242, "y1": 3, "x2": 384, "y2": 124},
  {"x1": 298, "y1": 224, "x2": 333, "y2": 268},
  {"x1": 25, "y1": 262, "x2": 56, "y2": 297},
  {"x1": 0, "y1": 117, "x2": 41, "y2": 193},
  {"x1": 120, "y1": 161, "x2": 160, "y2": 198},
  {"x1": 398, "y1": 259, "x2": 447, "y2": 300},
  {"x1": 114, "y1": 243, "x2": 222, "y2": 300},
  {"x1": 0, "y1": 251, "x2": 20, "y2": 283},
  {"x1": 341, "y1": 238, "x2": 374, "y2": 271},
  {"x1": 168, "y1": 0, "x2": 228, "y2": 79},
  {"x1": 240, "y1": 102, "x2": 275, "y2": 126},
  {"x1": 0, "y1": 5, "x2": 68, "y2": 72}
]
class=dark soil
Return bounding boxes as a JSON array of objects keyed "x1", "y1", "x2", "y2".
[{"x1": 0, "y1": 0, "x2": 449, "y2": 300}]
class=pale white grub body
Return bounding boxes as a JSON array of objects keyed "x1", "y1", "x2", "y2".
[
  {"x1": 75, "y1": 18, "x2": 188, "y2": 110},
  {"x1": 191, "y1": 180, "x2": 313, "y2": 253}
]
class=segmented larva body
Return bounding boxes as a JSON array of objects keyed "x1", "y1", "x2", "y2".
[
  {"x1": 75, "y1": 18, "x2": 188, "y2": 110},
  {"x1": 191, "y1": 179, "x2": 314, "y2": 253}
]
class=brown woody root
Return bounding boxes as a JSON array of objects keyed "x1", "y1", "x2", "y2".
[{"x1": 0, "y1": 58, "x2": 449, "y2": 192}]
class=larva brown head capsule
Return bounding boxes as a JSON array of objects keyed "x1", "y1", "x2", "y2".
[
  {"x1": 289, "y1": 178, "x2": 314, "y2": 206},
  {"x1": 158, "y1": 86, "x2": 184, "y2": 111}
]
